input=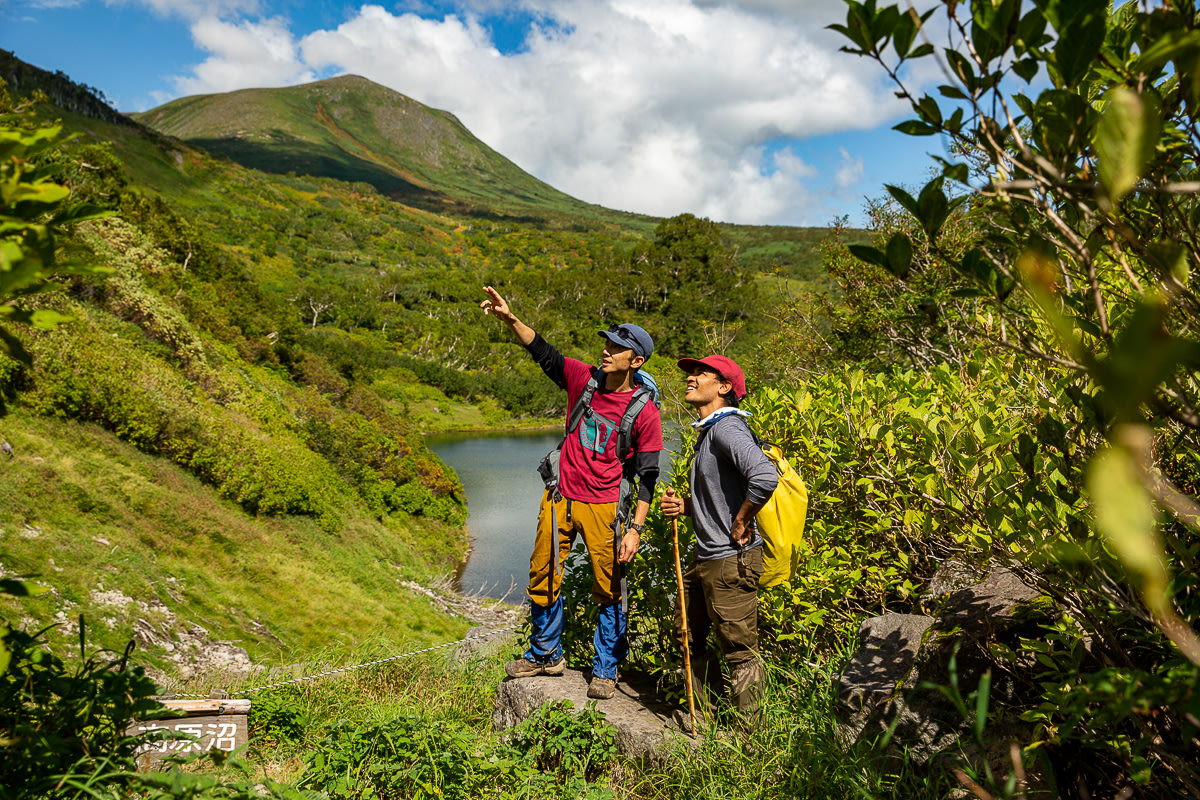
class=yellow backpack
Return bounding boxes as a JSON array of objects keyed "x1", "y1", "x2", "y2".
[{"x1": 755, "y1": 442, "x2": 808, "y2": 587}]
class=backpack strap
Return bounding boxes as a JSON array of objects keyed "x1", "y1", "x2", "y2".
[
  {"x1": 616, "y1": 387, "x2": 652, "y2": 463},
  {"x1": 564, "y1": 370, "x2": 601, "y2": 437}
]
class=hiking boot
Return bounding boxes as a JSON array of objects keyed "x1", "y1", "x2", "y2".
[
  {"x1": 504, "y1": 657, "x2": 565, "y2": 678},
  {"x1": 587, "y1": 676, "x2": 616, "y2": 700}
]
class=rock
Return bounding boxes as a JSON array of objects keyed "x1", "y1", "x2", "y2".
[
  {"x1": 838, "y1": 613, "x2": 936, "y2": 713},
  {"x1": 837, "y1": 613, "x2": 947, "y2": 755},
  {"x1": 494, "y1": 668, "x2": 694, "y2": 762},
  {"x1": 836, "y1": 563, "x2": 1044, "y2": 767},
  {"x1": 936, "y1": 565, "x2": 1040, "y2": 628}
]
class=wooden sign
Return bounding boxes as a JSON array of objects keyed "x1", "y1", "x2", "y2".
[{"x1": 130, "y1": 698, "x2": 251, "y2": 769}]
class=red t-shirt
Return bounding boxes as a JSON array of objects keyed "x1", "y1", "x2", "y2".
[{"x1": 557, "y1": 357, "x2": 663, "y2": 504}]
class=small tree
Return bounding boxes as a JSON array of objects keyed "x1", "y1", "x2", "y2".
[
  {"x1": 0, "y1": 82, "x2": 109, "y2": 364},
  {"x1": 834, "y1": 0, "x2": 1200, "y2": 658}
]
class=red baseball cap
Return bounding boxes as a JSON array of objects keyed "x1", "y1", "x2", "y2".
[{"x1": 676, "y1": 354, "x2": 747, "y2": 400}]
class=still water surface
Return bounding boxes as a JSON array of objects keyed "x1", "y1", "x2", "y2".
[
  {"x1": 428, "y1": 424, "x2": 683, "y2": 600},
  {"x1": 427, "y1": 430, "x2": 562, "y2": 600}
]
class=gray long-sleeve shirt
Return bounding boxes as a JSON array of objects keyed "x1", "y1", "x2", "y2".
[{"x1": 689, "y1": 414, "x2": 779, "y2": 562}]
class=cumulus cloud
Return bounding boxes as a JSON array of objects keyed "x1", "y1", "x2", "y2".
[
  {"x1": 835, "y1": 147, "x2": 864, "y2": 190},
  {"x1": 166, "y1": 0, "x2": 919, "y2": 224},
  {"x1": 173, "y1": 16, "x2": 313, "y2": 95}
]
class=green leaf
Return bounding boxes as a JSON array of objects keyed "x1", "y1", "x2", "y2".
[
  {"x1": 1087, "y1": 441, "x2": 1166, "y2": 591},
  {"x1": 933, "y1": 157, "x2": 969, "y2": 185},
  {"x1": 1015, "y1": 7, "x2": 1048, "y2": 50},
  {"x1": 916, "y1": 95, "x2": 943, "y2": 125},
  {"x1": 916, "y1": 178, "x2": 951, "y2": 241},
  {"x1": 1094, "y1": 87, "x2": 1161, "y2": 201},
  {"x1": 0, "y1": 578, "x2": 49, "y2": 597},
  {"x1": 1048, "y1": 0, "x2": 1108, "y2": 86},
  {"x1": 1135, "y1": 30, "x2": 1200, "y2": 74},
  {"x1": 893, "y1": 119, "x2": 938, "y2": 136},
  {"x1": 11, "y1": 183, "x2": 69, "y2": 205},
  {"x1": 1012, "y1": 57, "x2": 1039, "y2": 83},
  {"x1": 946, "y1": 49, "x2": 977, "y2": 88},
  {"x1": 27, "y1": 309, "x2": 75, "y2": 330},
  {"x1": 885, "y1": 232, "x2": 913, "y2": 279},
  {"x1": 892, "y1": 7, "x2": 918, "y2": 58},
  {"x1": 848, "y1": 244, "x2": 888, "y2": 269},
  {"x1": 974, "y1": 669, "x2": 992, "y2": 742},
  {"x1": 885, "y1": 184, "x2": 920, "y2": 218},
  {"x1": 1146, "y1": 241, "x2": 1189, "y2": 284},
  {"x1": 49, "y1": 203, "x2": 114, "y2": 227}
]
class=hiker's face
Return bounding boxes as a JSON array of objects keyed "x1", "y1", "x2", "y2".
[
  {"x1": 683, "y1": 367, "x2": 732, "y2": 407},
  {"x1": 600, "y1": 340, "x2": 643, "y2": 374}
]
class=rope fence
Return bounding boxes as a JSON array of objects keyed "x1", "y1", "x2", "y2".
[{"x1": 169, "y1": 625, "x2": 521, "y2": 700}]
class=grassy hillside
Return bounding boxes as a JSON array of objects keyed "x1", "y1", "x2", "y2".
[
  {"x1": 132, "y1": 73, "x2": 857, "y2": 280},
  {"x1": 0, "y1": 410, "x2": 469, "y2": 677},
  {"x1": 133, "y1": 75, "x2": 657, "y2": 230}
]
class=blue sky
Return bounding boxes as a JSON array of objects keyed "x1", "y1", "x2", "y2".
[{"x1": 1, "y1": 0, "x2": 949, "y2": 227}]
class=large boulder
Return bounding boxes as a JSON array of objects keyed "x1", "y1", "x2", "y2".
[
  {"x1": 493, "y1": 668, "x2": 694, "y2": 763},
  {"x1": 836, "y1": 562, "x2": 1045, "y2": 776}
]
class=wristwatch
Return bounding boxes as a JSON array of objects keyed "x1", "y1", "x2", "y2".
[{"x1": 627, "y1": 521, "x2": 646, "y2": 534}]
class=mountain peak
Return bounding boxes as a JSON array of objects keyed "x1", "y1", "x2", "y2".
[{"x1": 134, "y1": 75, "x2": 579, "y2": 218}]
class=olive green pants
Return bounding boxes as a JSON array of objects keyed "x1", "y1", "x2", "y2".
[{"x1": 673, "y1": 547, "x2": 765, "y2": 718}]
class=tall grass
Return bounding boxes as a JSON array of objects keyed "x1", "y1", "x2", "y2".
[
  {"x1": 168, "y1": 633, "x2": 944, "y2": 799},
  {"x1": 625, "y1": 647, "x2": 943, "y2": 800}
]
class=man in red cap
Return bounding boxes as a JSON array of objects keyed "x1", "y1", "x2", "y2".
[{"x1": 661, "y1": 354, "x2": 777, "y2": 720}]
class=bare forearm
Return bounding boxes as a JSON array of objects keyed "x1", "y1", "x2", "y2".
[
  {"x1": 507, "y1": 317, "x2": 536, "y2": 346},
  {"x1": 734, "y1": 499, "x2": 764, "y2": 527}
]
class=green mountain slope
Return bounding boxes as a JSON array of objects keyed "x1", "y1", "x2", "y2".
[
  {"x1": 133, "y1": 74, "x2": 644, "y2": 227},
  {"x1": 131, "y1": 73, "x2": 859, "y2": 278},
  {"x1": 0, "y1": 50, "x2": 855, "y2": 678}
]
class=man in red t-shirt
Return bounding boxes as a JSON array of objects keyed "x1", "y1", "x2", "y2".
[{"x1": 480, "y1": 286, "x2": 663, "y2": 700}]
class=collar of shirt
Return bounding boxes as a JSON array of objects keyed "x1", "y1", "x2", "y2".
[{"x1": 691, "y1": 407, "x2": 753, "y2": 430}]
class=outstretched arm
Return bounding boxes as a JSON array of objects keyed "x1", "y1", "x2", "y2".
[{"x1": 480, "y1": 286, "x2": 535, "y2": 346}]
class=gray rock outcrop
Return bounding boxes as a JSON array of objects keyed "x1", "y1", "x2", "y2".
[
  {"x1": 494, "y1": 668, "x2": 695, "y2": 762},
  {"x1": 836, "y1": 562, "x2": 1043, "y2": 773}
]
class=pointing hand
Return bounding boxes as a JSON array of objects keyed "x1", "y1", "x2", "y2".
[{"x1": 480, "y1": 286, "x2": 515, "y2": 323}]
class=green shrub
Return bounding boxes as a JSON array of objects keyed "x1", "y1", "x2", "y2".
[
  {"x1": 507, "y1": 699, "x2": 617, "y2": 784},
  {"x1": 248, "y1": 686, "x2": 308, "y2": 752},
  {"x1": 0, "y1": 619, "x2": 161, "y2": 799}
]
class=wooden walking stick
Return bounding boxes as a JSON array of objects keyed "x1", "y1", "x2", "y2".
[{"x1": 669, "y1": 490, "x2": 697, "y2": 734}]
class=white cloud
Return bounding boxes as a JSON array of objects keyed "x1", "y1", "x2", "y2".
[
  {"x1": 167, "y1": 0, "x2": 919, "y2": 225},
  {"x1": 28, "y1": 0, "x2": 87, "y2": 9},
  {"x1": 173, "y1": 16, "x2": 313, "y2": 95},
  {"x1": 110, "y1": 0, "x2": 262, "y2": 21},
  {"x1": 835, "y1": 146, "x2": 863, "y2": 190}
]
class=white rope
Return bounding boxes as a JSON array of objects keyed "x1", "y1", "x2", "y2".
[{"x1": 170, "y1": 625, "x2": 520, "y2": 699}]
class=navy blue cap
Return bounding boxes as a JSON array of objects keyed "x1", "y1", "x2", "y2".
[{"x1": 598, "y1": 323, "x2": 654, "y2": 360}]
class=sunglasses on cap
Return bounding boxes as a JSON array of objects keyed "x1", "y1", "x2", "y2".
[{"x1": 606, "y1": 324, "x2": 638, "y2": 346}]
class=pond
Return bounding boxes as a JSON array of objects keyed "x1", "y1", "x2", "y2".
[{"x1": 428, "y1": 423, "x2": 684, "y2": 601}]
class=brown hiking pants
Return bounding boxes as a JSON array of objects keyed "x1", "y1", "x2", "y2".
[
  {"x1": 673, "y1": 546, "x2": 765, "y2": 718},
  {"x1": 527, "y1": 491, "x2": 620, "y2": 606}
]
